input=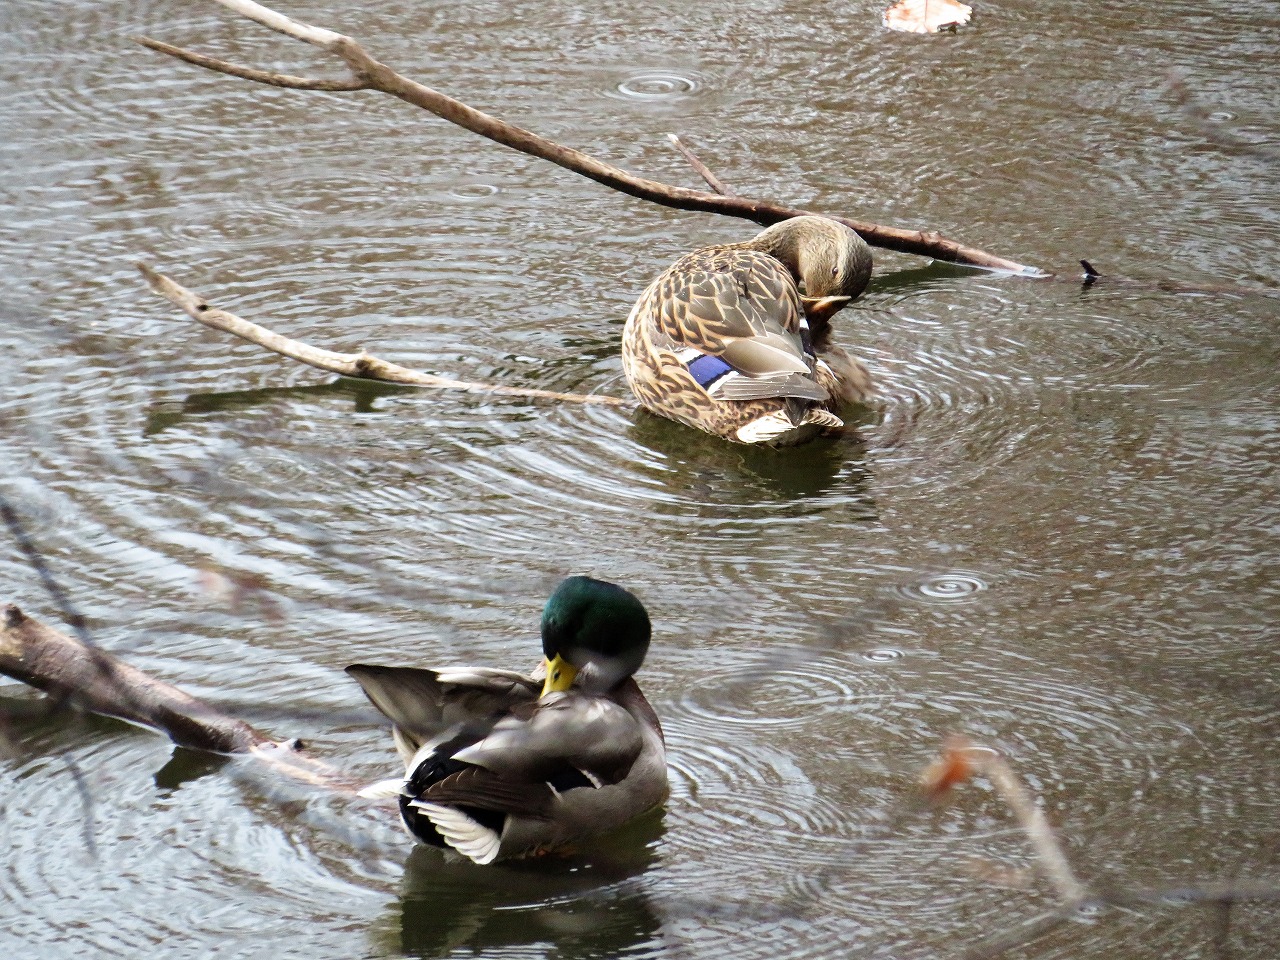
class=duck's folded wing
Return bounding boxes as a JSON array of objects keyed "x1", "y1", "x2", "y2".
[
  {"x1": 410, "y1": 766, "x2": 557, "y2": 818},
  {"x1": 346, "y1": 664, "x2": 539, "y2": 740},
  {"x1": 655, "y1": 253, "x2": 828, "y2": 403},
  {"x1": 452, "y1": 694, "x2": 645, "y2": 788}
]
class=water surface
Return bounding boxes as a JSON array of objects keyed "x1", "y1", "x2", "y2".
[{"x1": 2, "y1": 1, "x2": 1277, "y2": 957}]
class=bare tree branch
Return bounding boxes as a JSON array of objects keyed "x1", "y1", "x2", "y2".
[
  {"x1": 0, "y1": 605, "x2": 367, "y2": 792},
  {"x1": 207, "y1": 0, "x2": 347, "y2": 47},
  {"x1": 1, "y1": 604, "x2": 267, "y2": 753},
  {"x1": 924, "y1": 736, "x2": 1088, "y2": 907},
  {"x1": 137, "y1": 0, "x2": 1044, "y2": 276},
  {"x1": 976, "y1": 747, "x2": 1088, "y2": 907},
  {"x1": 137, "y1": 263, "x2": 630, "y2": 407},
  {"x1": 1, "y1": 496, "x2": 92, "y2": 641}
]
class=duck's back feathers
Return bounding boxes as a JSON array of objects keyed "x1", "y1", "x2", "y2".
[
  {"x1": 451, "y1": 691, "x2": 645, "y2": 786},
  {"x1": 623, "y1": 247, "x2": 843, "y2": 444},
  {"x1": 351, "y1": 665, "x2": 664, "y2": 862},
  {"x1": 645, "y1": 248, "x2": 823, "y2": 401},
  {"x1": 347, "y1": 664, "x2": 539, "y2": 733},
  {"x1": 346, "y1": 664, "x2": 539, "y2": 765}
]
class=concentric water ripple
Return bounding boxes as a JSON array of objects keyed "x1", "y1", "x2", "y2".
[
  {"x1": 610, "y1": 70, "x2": 702, "y2": 101},
  {"x1": 670, "y1": 648, "x2": 894, "y2": 731},
  {"x1": 897, "y1": 571, "x2": 988, "y2": 603},
  {"x1": 653, "y1": 649, "x2": 1204, "y2": 951}
]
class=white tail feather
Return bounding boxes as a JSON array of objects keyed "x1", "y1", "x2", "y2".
[
  {"x1": 357, "y1": 778, "x2": 406, "y2": 800},
  {"x1": 412, "y1": 802, "x2": 503, "y2": 864},
  {"x1": 736, "y1": 408, "x2": 843, "y2": 444}
]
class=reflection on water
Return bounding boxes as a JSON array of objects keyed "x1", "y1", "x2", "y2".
[
  {"x1": 2, "y1": 0, "x2": 1278, "y2": 957},
  {"x1": 142, "y1": 379, "x2": 417, "y2": 436},
  {"x1": 390, "y1": 815, "x2": 666, "y2": 958}
]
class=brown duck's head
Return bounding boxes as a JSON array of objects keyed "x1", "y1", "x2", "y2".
[{"x1": 751, "y1": 215, "x2": 873, "y2": 310}]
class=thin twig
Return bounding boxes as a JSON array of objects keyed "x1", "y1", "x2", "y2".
[
  {"x1": 63, "y1": 756, "x2": 100, "y2": 860},
  {"x1": 923, "y1": 737, "x2": 1088, "y2": 907},
  {"x1": 135, "y1": 37, "x2": 367, "y2": 91},
  {"x1": 977, "y1": 749, "x2": 1088, "y2": 906},
  {"x1": 0, "y1": 495, "x2": 92, "y2": 640},
  {"x1": 667, "y1": 134, "x2": 736, "y2": 196},
  {"x1": 138, "y1": 0, "x2": 1044, "y2": 275},
  {"x1": 137, "y1": 263, "x2": 629, "y2": 407}
]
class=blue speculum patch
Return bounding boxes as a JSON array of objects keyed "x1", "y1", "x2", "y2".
[{"x1": 686, "y1": 353, "x2": 734, "y2": 389}]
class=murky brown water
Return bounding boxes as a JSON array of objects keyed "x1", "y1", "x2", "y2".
[{"x1": 2, "y1": 1, "x2": 1278, "y2": 957}]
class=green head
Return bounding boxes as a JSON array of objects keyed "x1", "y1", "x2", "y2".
[{"x1": 540, "y1": 576, "x2": 652, "y2": 696}]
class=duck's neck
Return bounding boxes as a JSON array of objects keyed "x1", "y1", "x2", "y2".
[
  {"x1": 741, "y1": 220, "x2": 810, "y2": 282},
  {"x1": 612, "y1": 677, "x2": 664, "y2": 743}
]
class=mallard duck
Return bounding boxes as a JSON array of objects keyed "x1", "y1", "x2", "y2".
[
  {"x1": 622, "y1": 215, "x2": 874, "y2": 446},
  {"x1": 347, "y1": 576, "x2": 666, "y2": 864}
]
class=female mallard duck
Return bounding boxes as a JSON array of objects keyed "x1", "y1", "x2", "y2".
[
  {"x1": 346, "y1": 576, "x2": 666, "y2": 864},
  {"x1": 623, "y1": 215, "x2": 874, "y2": 446}
]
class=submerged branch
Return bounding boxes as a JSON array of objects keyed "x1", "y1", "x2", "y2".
[
  {"x1": 0, "y1": 604, "x2": 366, "y2": 792},
  {"x1": 137, "y1": 263, "x2": 629, "y2": 407},
  {"x1": 137, "y1": 0, "x2": 1043, "y2": 275},
  {"x1": 977, "y1": 748, "x2": 1088, "y2": 906},
  {"x1": 1, "y1": 604, "x2": 266, "y2": 753}
]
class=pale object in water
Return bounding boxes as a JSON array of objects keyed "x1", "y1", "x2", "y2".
[{"x1": 884, "y1": 0, "x2": 973, "y2": 33}]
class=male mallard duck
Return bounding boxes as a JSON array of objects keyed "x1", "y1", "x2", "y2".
[
  {"x1": 623, "y1": 215, "x2": 874, "y2": 445},
  {"x1": 347, "y1": 576, "x2": 666, "y2": 864}
]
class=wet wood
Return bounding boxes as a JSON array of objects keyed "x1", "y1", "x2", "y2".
[
  {"x1": 138, "y1": 263, "x2": 630, "y2": 406},
  {"x1": 667, "y1": 134, "x2": 736, "y2": 197},
  {"x1": 0, "y1": 604, "x2": 370, "y2": 791},
  {"x1": 1, "y1": 603, "x2": 267, "y2": 753},
  {"x1": 136, "y1": 0, "x2": 1044, "y2": 276}
]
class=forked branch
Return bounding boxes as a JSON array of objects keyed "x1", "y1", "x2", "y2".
[{"x1": 137, "y1": 0, "x2": 1043, "y2": 275}]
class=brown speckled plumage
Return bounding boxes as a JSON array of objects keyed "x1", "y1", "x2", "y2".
[{"x1": 622, "y1": 216, "x2": 875, "y2": 446}]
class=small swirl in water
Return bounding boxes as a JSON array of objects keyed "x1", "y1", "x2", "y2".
[
  {"x1": 861, "y1": 647, "x2": 905, "y2": 663},
  {"x1": 446, "y1": 182, "x2": 501, "y2": 201},
  {"x1": 898, "y1": 571, "x2": 988, "y2": 603},
  {"x1": 676, "y1": 668, "x2": 859, "y2": 729},
  {"x1": 611, "y1": 71, "x2": 701, "y2": 101}
]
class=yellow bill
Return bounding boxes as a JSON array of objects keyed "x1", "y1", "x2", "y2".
[{"x1": 540, "y1": 654, "x2": 578, "y2": 697}]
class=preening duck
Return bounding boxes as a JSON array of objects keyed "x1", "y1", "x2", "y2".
[
  {"x1": 622, "y1": 215, "x2": 874, "y2": 445},
  {"x1": 347, "y1": 576, "x2": 666, "y2": 864}
]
